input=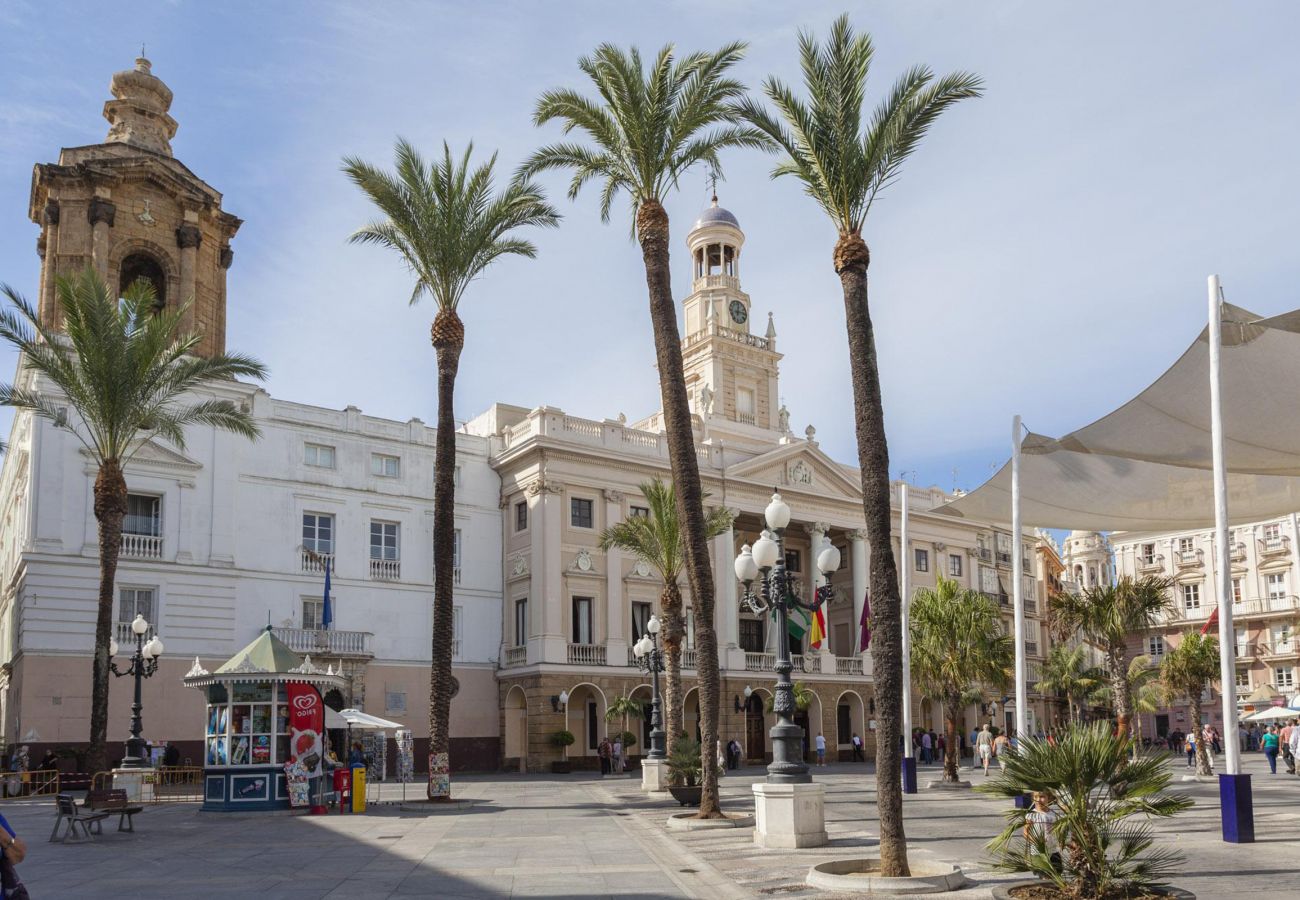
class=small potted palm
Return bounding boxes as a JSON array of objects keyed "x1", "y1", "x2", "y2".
[
  {"x1": 666, "y1": 735, "x2": 706, "y2": 806},
  {"x1": 550, "y1": 730, "x2": 575, "y2": 774},
  {"x1": 979, "y1": 723, "x2": 1195, "y2": 899}
]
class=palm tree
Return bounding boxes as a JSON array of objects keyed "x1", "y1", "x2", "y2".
[
  {"x1": 524, "y1": 43, "x2": 764, "y2": 819},
  {"x1": 599, "y1": 479, "x2": 732, "y2": 741},
  {"x1": 737, "y1": 16, "x2": 982, "y2": 871},
  {"x1": 1160, "y1": 632, "x2": 1220, "y2": 775},
  {"x1": 0, "y1": 269, "x2": 266, "y2": 772},
  {"x1": 1091, "y1": 655, "x2": 1161, "y2": 753},
  {"x1": 908, "y1": 577, "x2": 1012, "y2": 784},
  {"x1": 1037, "y1": 644, "x2": 1105, "y2": 725},
  {"x1": 343, "y1": 141, "x2": 559, "y2": 799},
  {"x1": 1050, "y1": 576, "x2": 1175, "y2": 741}
]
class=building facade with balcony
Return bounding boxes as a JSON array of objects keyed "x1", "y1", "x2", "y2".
[
  {"x1": 0, "y1": 58, "x2": 502, "y2": 770},
  {"x1": 1112, "y1": 516, "x2": 1300, "y2": 739},
  {"x1": 469, "y1": 199, "x2": 1048, "y2": 771}
]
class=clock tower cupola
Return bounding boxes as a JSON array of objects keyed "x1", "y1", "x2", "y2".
[{"x1": 678, "y1": 195, "x2": 784, "y2": 446}]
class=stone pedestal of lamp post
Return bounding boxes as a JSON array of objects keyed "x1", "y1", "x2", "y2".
[
  {"x1": 641, "y1": 758, "x2": 670, "y2": 792},
  {"x1": 753, "y1": 781, "x2": 827, "y2": 848}
]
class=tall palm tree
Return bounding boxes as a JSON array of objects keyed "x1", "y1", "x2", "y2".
[
  {"x1": 1091, "y1": 655, "x2": 1162, "y2": 752},
  {"x1": 1050, "y1": 575, "x2": 1174, "y2": 741},
  {"x1": 0, "y1": 269, "x2": 266, "y2": 772},
  {"x1": 909, "y1": 577, "x2": 1012, "y2": 784},
  {"x1": 524, "y1": 43, "x2": 764, "y2": 819},
  {"x1": 1037, "y1": 644, "x2": 1105, "y2": 725},
  {"x1": 343, "y1": 141, "x2": 558, "y2": 799},
  {"x1": 738, "y1": 16, "x2": 982, "y2": 872},
  {"x1": 1160, "y1": 632, "x2": 1219, "y2": 775},
  {"x1": 599, "y1": 479, "x2": 732, "y2": 742}
]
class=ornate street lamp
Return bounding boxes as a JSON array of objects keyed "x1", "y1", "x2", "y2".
[
  {"x1": 109, "y1": 613, "x2": 163, "y2": 769},
  {"x1": 734, "y1": 492, "x2": 839, "y2": 783},
  {"x1": 631, "y1": 614, "x2": 667, "y2": 760}
]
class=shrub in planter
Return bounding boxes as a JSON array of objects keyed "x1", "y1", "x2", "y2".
[
  {"x1": 978, "y1": 723, "x2": 1192, "y2": 899},
  {"x1": 550, "y1": 730, "x2": 576, "y2": 773},
  {"x1": 550, "y1": 730, "x2": 576, "y2": 749}
]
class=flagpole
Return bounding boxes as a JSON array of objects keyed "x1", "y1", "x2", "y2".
[
  {"x1": 1011, "y1": 415, "x2": 1028, "y2": 746},
  {"x1": 1208, "y1": 274, "x2": 1253, "y2": 842},
  {"x1": 900, "y1": 481, "x2": 916, "y2": 793}
]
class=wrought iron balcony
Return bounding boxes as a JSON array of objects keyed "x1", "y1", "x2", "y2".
[
  {"x1": 1258, "y1": 535, "x2": 1291, "y2": 558},
  {"x1": 1174, "y1": 548, "x2": 1204, "y2": 568}
]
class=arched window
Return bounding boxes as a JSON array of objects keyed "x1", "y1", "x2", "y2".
[{"x1": 118, "y1": 253, "x2": 167, "y2": 310}]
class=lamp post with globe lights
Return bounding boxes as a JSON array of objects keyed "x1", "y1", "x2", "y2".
[
  {"x1": 734, "y1": 492, "x2": 839, "y2": 785},
  {"x1": 631, "y1": 614, "x2": 667, "y2": 760},
  {"x1": 109, "y1": 613, "x2": 164, "y2": 769}
]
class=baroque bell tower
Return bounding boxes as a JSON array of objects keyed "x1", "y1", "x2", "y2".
[
  {"x1": 678, "y1": 195, "x2": 785, "y2": 448},
  {"x1": 27, "y1": 56, "x2": 240, "y2": 357}
]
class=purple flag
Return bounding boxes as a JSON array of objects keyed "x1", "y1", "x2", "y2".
[{"x1": 858, "y1": 590, "x2": 872, "y2": 651}]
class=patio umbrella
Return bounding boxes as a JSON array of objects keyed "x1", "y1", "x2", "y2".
[{"x1": 1244, "y1": 706, "x2": 1299, "y2": 722}]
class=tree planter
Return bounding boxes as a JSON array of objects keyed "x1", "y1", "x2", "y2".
[
  {"x1": 806, "y1": 859, "x2": 968, "y2": 894},
  {"x1": 550, "y1": 761, "x2": 572, "y2": 774},
  {"x1": 668, "y1": 785, "x2": 701, "y2": 807},
  {"x1": 925, "y1": 779, "x2": 972, "y2": 790},
  {"x1": 991, "y1": 880, "x2": 1195, "y2": 900}
]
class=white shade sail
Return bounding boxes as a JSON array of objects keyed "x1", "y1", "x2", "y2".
[
  {"x1": 338, "y1": 708, "x2": 404, "y2": 730},
  {"x1": 938, "y1": 303, "x2": 1300, "y2": 531}
]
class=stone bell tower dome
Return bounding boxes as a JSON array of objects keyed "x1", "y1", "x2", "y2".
[{"x1": 27, "y1": 56, "x2": 241, "y2": 358}]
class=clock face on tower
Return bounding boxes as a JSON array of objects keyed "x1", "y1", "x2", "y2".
[{"x1": 728, "y1": 300, "x2": 748, "y2": 325}]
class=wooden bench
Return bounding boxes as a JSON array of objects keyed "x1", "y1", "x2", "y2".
[
  {"x1": 85, "y1": 789, "x2": 144, "y2": 834},
  {"x1": 49, "y1": 792, "x2": 109, "y2": 844}
]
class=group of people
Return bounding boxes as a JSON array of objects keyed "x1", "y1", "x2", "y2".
[
  {"x1": 1166, "y1": 724, "x2": 1222, "y2": 769},
  {"x1": 596, "y1": 736, "x2": 627, "y2": 775},
  {"x1": 974, "y1": 724, "x2": 1013, "y2": 775},
  {"x1": 1259, "y1": 718, "x2": 1300, "y2": 775}
]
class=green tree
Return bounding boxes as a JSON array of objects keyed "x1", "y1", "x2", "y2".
[
  {"x1": 599, "y1": 479, "x2": 732, "y2": 742},
  {"x1": 980, "y1": 724, "x2": 1192, "y2": 898},
  {"x1": 737, "y1": 16, "x2": 982, "y2": 871},
  {"x1": 1037, "y1": 644, "x2": 1105, "y2": 725},
  {"x1": 909, "y1": 577, "x2": 1012, "y2": 783},
  {"x1": 343, "y1": 141, "x2": 558, "y2": 799},
  {"x1": 525, "y1": 43, "x2": 764, "y2": 819},
  {"x1": 0, "y1": 270, "x2": 266, "y2": 772},
  {"x1": 1091, "y1": 654, "x2": 1161, "y2": 753},
  {"x1": 1050, "y1": 576, "x2": 1174, "y2": 741},
  {"x1": 1159, "y1": 632, "x2": 1220, "y2": 776}
]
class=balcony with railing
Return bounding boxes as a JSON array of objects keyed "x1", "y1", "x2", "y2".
[
  {"x1": 369, "y1": 558, "x2": 400, "y2": 581},
  {"x1": 567, "y1": 643, "x2": 606, "y2": 666},
  {"x1": 115, "y1": 621, "x2": 155, "y2": 643},
  {"x1": 745, "y1": 652, "x2": 776, "y2": 671},
  {"x1": 1229, "y1": 542, "x2": 1248, "y2": 563},
  {"x1": 300, "y1": 549, "x2": 333, "y2": 575},
  {"x1": 274, "y1": 627, "x2": 373, "y2": 657},
  {"x1": 1258, "y1": 535, "x2": 1291, "y2": 558},
  {"x1": 1261, "y1": 640, "x2": 1297, "y2": 659},
  {"x1": 972, "y1": 547, "x2": 992, "y2": 563},
  {"x1": 1174, "y1": 548, "x2": 1204, "y2": 569},
  {"x1": 835, "y1": 656, "x2": 864, "y2": 676},
  {"x1": 1025, "y1": 641, "x2": 1040, "y2": 658},
  {"x1": 432, "y1": 566, "x2": 462, "y2": 586},
  {"x1": 121, "y1": 533, "x2": 163, "y2": 560},
  {"x1": 681, "y1": 649, "x2": 697, "y2": 669},
  {"x1": 995, "y1": 551, "x2": 1012, "y2": 567},
  {"x1": 1232, "y1": 594, "x2": 1300, "y2": 619},
  {"x1": 504, "y1": 646, "x2": 526, "y2": 668},
  {"x1": 792, "y1": 653, "x2": 821, "y2": 674},
  {"x1": 1136, "y1": 553, "x2": 1165, "y2": 573}
]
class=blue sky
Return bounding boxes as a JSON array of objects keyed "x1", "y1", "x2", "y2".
[{"x1": 3, "y1": 1, "x2": 1300, "y2": 495}]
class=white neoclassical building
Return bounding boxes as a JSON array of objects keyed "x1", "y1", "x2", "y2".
[{"x1": 0, "y1": 58, "x2": 1054, "y2": 772}]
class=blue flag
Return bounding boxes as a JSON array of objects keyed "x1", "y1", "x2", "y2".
[{"x1": 322, "y1": 561, "x2": 333, "y2": 631}]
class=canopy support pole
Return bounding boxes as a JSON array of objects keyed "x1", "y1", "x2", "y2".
[
  {"x1": 1209, "y1": 273, "x2": 1253, "y2": 842},
  {"x1": 899, "y1": 482, "x2": 916, "y2": 793},
  {"x1": 1011, "y1": 415, "x2": 1028, "y2": 748}
]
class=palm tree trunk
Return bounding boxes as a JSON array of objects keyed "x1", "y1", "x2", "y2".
[
  {"x1": 636, "y1": 199, "x2": 722, "y2": 818},
  {"x1": 835, "y1": 231, "x2": 908, "y2": 876},
  {"x1": 661, "y1": 583, "x2": 684, "y2": 743},
  {"x1": 943, "y1": 693, "x2": 961, "y2": 783},
  {"x1": 1110, "y1": 648, "x2": 1131, "y2": 740},
  {"x1": 1190, "y1": 698, "x2": 1211, "y2": 776},
  {"x1": 428, "y1": 309, "x2": 463, "y2": 800},
  {"x1": 88, "y1": 460, "x2": 128, "y2": 773}
]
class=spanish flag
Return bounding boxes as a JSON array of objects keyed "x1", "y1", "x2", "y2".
[{"x1": 808, "y1": 606, "x2": 826, "y2": 650}]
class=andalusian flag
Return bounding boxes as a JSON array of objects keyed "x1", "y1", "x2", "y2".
[
  {"x1": 808, "y1": 606, "x2": 826, "y2": 650},
  {"x1": 780, "y1": 606, "x2": 810, "y2": 642}
]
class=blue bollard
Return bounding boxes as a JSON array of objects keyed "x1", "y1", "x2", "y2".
[
  {"x1": 901, "y1": 756, "x2": 918, "y2": 794},
  {"x1": 1219, "y1": 773, "x2": 1254, "y2": 843}
]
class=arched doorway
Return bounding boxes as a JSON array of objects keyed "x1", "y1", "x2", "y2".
[
  {"x1": 504, "y1": 686, "x2": 528, "y2": 770},
  {"x1": 682, "y1": 687, "x2": 701, "y2": 745},
  {"x1": 119, "y1": 252, "x2": 167, "y2": 309},
  {"x1": 626, "y1": 684, "x2": 653, "y2": 755},
  {"x1": 796, "y1": 689, "x2": 822, "y2": 764},
  {"x1": 745, "y1": 690, "x2": 770, "y2": 761},
  {"x1": 836, "y1": 690, "x2": 866, "y2": 761},
  {"x1": 564, "y1": 683, "x2": 607, "y2": 762}
]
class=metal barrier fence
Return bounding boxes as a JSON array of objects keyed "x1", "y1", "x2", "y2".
[
  {"x1": 89, "y1": 767, "x2": 204, "y2": 802},
  {"x1": 0, "y1": 768, "x2": 59, "y2": 800}
]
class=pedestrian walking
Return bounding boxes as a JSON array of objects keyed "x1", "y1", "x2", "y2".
[
  {"x1": 1201, "y1": 724, "x2": 1216, "y2": 771},
  {"x1": 612, "y1": 737, "x2": 624, "y2": 774},
  {"x1": 1280, "y1": 719, "x2": 1296, "y2": 774},
  {"x1": 598, "y1": 736, "x2": 612, "y2": 775},
  {"x1": 976, "y1": 724, "x2": 994, "y2": 775},
  {"x1": 0, "y1": 806, "x2": 28, "y2": 899},
  {"x1": 1262, "y1": 725, "x2": 1280, "y2": 774},
  {"x1": 1289, "y1": 720, "x2": 1300, "y2": 777},
  {"x1": 920, "y1": 730, "x2": 932, "y2": 765},
  {"x1": 815, "y1": 733, "x2": 827, "y2": 766},
  {"x1": 993, "y1": 730, "x2": 1011, "y2": 771},
  {"x1": 851, "y1": 732, "x2": 864, "y2": 762}
]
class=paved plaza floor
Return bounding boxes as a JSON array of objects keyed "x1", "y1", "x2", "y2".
[{"x1": 1, "y1": 752, "x2": 1294, "y2": 898}]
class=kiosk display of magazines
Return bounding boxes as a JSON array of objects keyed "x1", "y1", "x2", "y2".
[{"x1": 183, "y1": 626, "x2": 344, "y2": 811}]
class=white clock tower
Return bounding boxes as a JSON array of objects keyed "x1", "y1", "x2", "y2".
[{"x1": 676, "y1": 195, "x2": 785, "y2": 448}]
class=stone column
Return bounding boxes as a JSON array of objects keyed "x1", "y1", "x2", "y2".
[
  {"x1": 538, "y1": 480, "x2": 565, "y2": 663},
  {"x1": 713, "y1": 517, "x2": 745, "y2": 670},
  {"x1": 604, "y1": 490, "x2": 628, "y2": 666},
  {"x1": 88, "y1": 196, "x2": 115, "y2": 281},
  {"x1": 176, "y1": 219, "x2": 201, "y2": 331},
  {"x1": 40, "y1": 202, "x2": 59, "y2": 328},
  {"x1": 850, "y1": 530, "x2": 868, "y2": 656}
]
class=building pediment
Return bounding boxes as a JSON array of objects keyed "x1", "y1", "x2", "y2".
[
  {"x1": 724, "y1": 442, "x2": 862, "y2": 502},
  {"x1": 82, "y1": 438, "x2": 202, "y2": 476}
]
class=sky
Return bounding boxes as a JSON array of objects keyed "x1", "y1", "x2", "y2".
[{"x1": 2, "y1": 1, "x2": 1300, "y2": 496}]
